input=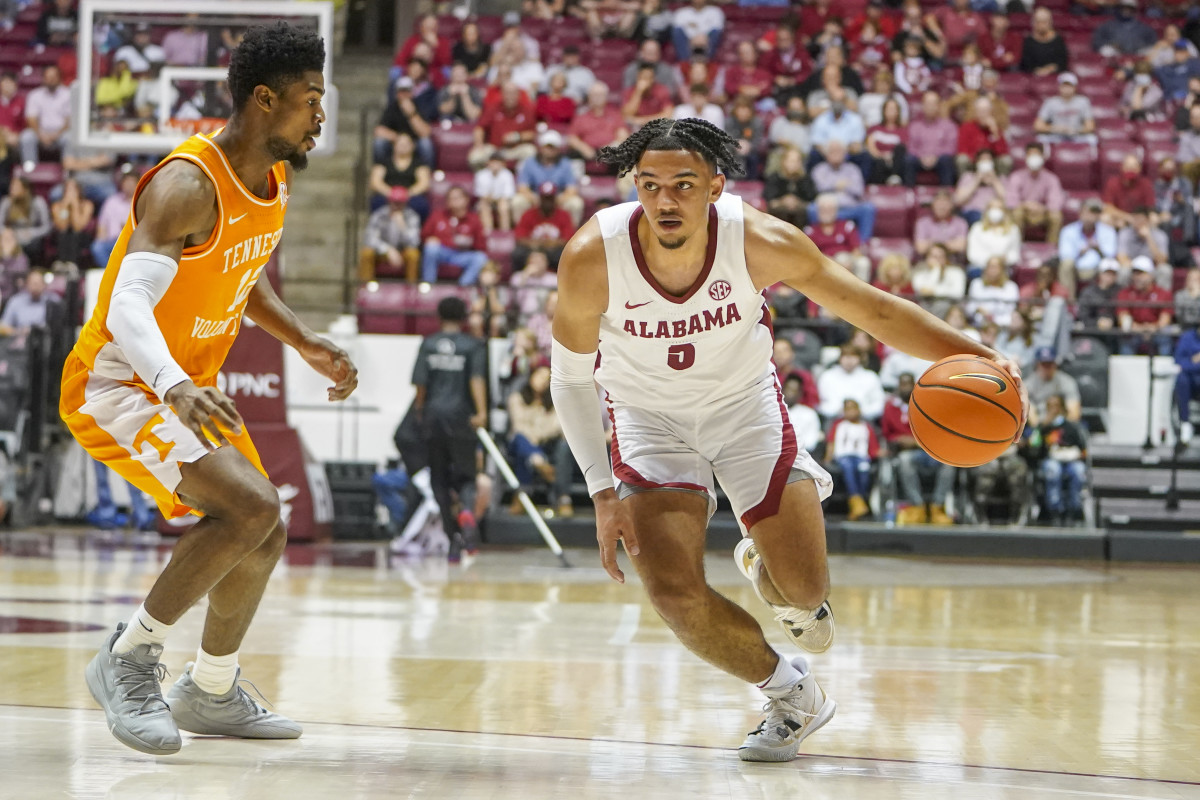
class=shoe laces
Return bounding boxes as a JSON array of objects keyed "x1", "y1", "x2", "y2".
[
  {"x1": 773, "y1": 604, "x2": 820, "y2": 632},
  {"x1": 114, "y1": 658, "x2": 170, "y2": 716},
  {"x1": 229, "y1": 677, "x2": 275, "y2": 717},
  {"x1": 752, "y1": 686, "x2": 816, "y2": 737}
]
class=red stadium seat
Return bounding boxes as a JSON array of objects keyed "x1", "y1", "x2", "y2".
[
  {"x1": 432, "y1": 121, "x2": 476, "y2": 173},
  {"x1": 578, "y1": 175, "x2": 621, "y2": 216},
  {"x1": 476, "y1": 15, "x2": 505, "y2": 41},
  {"x1": 865, "y1": 185, "x2": 916, "y2": 239},
  {"x1": 17, "y1": 161, "x2": 63, "y2": 200},
  {"x1": 435, "y1": 15, "x2": 462, "y2": 39},
  {"x1": 1137, "y1": 124, "x2": 1178, "y2": 147},
  {"x1": 725, "y1": 178, "x2": 764, "y2": 209},
  {"x1": 592, "y1": 64, "x2": 624, "y2": 94},
  {"x1": 1048, "y1": 142, "x2": 1097, "y2": 191},
  {"x1": 1094, "y1": 117, "x2": 1133, "y2": 142},
  {"x1": 913, "y1": 184, "x2": 940, "y2": 209},
  {"x1": 1144, "y1": 144, "x2": 1176, "y2": 172},
  {"x1": 430, "y1": 171, "x2": 473, "y2": 204},
  {"x1": 1062, "y1": 190, "x2": 1095, "y2": 224},
  {"x1": 356, "y1": 282, "x2": 473, "y2": 336},
  {"x1": 1021, "y1": 242, "x2": 1058, "y2": 270},
  {"x1": 485, "y1": 230, "x2": 516, "y2": 279},
  {"x1": 866, "y1": 237, "x2": 915, "y2": 265}
]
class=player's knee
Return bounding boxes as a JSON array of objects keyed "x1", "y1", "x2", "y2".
[
  {"x1": 644, "y1": 580, "x2": 708, "y2": 628},
  {"x1": 231, "y1": 482, "x2": 281, "y2": 541},
  {"x1": 256, "y1": 520, "x2": 288, "y2": 560},
  {"x1": 769, "y1": 567, "x2": 829, "y2": 612}
]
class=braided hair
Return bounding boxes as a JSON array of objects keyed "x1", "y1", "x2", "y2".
[{"x1": 597, "y1": 118, "x2": 746, "y2": 178}]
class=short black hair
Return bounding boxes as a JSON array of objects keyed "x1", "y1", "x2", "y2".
[
  {"x1": 227, "y1": 22, "x2": 325, "y2": 111},
  {"x1": 438, "y1": 296, "x2": 468, "y2": 322},
  {"x1": 597, "y1": 117, "x2": 745, "y2": 178}
]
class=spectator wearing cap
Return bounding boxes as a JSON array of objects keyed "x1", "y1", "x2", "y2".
[
  {"x1": 1057, "y1": 197, "x2": 1118, "y2": 300},
  {"x1": 374, "y1": 75, "x2": 434, "y2": 166},
  {"x1": 622, "y1": 63, "x2": 675, "y2": 130},
  {"x1": 1102, "y1": 153, "x2": 1156, "y2": 230},
  {"x1": 1178, "y1": 105, "x2": 1200, "y2": 186},
  {"x1": 811, "y1": 141, "x2": 877, "y2": 240},
  {"x1": 1156, "y1": 40, "x2": 1200, "y2": 102},
  {"x1": 804, "y1": 194, "x2": 872, "y2": 282},
  {"x1": 512, "y1": 130, "x2": 583, "y2": 225},
  {"x1": 1077, "y1": 258, "x2": 1122, "y2": 331},
  {"x1": 1092, "y1": 0, "x2": 1157, "y2": 58},
  {"x1": 566, "y1": 83, "x2": 629, "y2": 164},
  {"x1": 671, "y1": 0, "x2": 725, "y2": 61},
  {"x1": 437, "y1": 63, "x2": 483, "y2": 124},
  {"x1": 914, "y1": 190, "x2": 967, "y2": 260},
  {"x1": 421, "y1": 185, "x2": 490, "y2": 286},
  {"x1": 622, "y1": 40, "x2": 679, "y2": 96},
  {"x1": 474, "y1": 153, "x2": 516, "y2": 234},
  {"x1": 1025, "y1": 346, "x2": 1081, "y2": 425},
  {"x1": 906, "y1": 90, "x2": 958, "y2": 186},
  {"x1": 1117, "y1": 206, "x2": 1172, "y2": 289},
  {"x1": 114, "y1": 24, "x2": 166, "y2": 75},
  {"x1": 673, "y1": 84, "x2": 725, "y2": 128},
  {"x1": 1034, "y1": 73, "x2": 1096, "y2": 145},
  {"x1": 468, "y1": 82, "x2": 537, "y2": 170},
  {"x1": 395, "y1": 13, "x2": 452, "y2": 85},
  {"x1": 369, "y1": 133, "x2": 431, "y2": 220},
  {"x1": 1116, "y1": 256, "x2": 1174, "y2": 355},
  {"x1": 543, "y1": 46, "x2": 595, "y2": 104},
  {"x1": 363, "y1": 186, "x2": 422, "y2": 282},
  {"x1": 513, "y1": 182, "x2": 576, "y2": 270},
  {"x1": 19, "y1": 65, "x2": 70, "y2": 165},
  {"x1": 1020, "y1": 8, "x2": 1069, "y2": 76},
  {"x1": 956, "y1": 95, "x2": 1010, "y2": 176},
  {"x1": 1006, "y1": 142, "x2": 1065, "y2": 245}
]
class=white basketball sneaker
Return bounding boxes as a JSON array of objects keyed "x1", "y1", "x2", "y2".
[
  {"x1": 734, "y1": 538, "x2": 835, "y2": 653},
  {"x1": 739, "y1": 656, "x2": 837, "y2": 762}
]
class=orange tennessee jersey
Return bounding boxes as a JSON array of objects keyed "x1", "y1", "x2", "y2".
[{"x1": 71, "y1": 132, "x2": 288, "y2": 393}]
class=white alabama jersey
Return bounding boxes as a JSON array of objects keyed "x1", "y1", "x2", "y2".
[{"x1": 594, "y1": 192, "x2": 775, "y2": 409}]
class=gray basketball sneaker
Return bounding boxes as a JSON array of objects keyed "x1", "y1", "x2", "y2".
[
  {"x1": 738, "y1": 657, "x2": 837, "y2": 762},
  {"x1": 167, "y1": 663, "x2": 303, "y2": 739},
  {"x1": 734, "y1": 538, "x2": 835, "y2": 653},
  {"x1": 85, "y1": 623, "x2": 181, "y2": 755}
]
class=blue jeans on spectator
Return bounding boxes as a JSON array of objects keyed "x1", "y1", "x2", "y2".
[
  {"x1": 897, "y1": 449, "x2": 956, "y2": 507},
  {"x1": 904, "y1": 154, "x2": 957, "y2": 186},
  {"x1": 671, "y1": 26, "x2": 722, "y2": 60},
  {"x1": 1041, "y1": 458, "x2": 1086, "y2": 513},
  {"x1": 421, "y1": 242, "x2": 488, "y2": 285},
  {"x1": 88, "y1": 460, "x2": 153, "y2": 531},
  {"x1": 91, "y1": 238, "x2": 118, "y2": 268},
  {"x1": 1175, "y1": 371, "x2": 1200, "y2": 422},
  {"x1": 508, "y1": 433, "x2": 574, "y2": 501},
  {"x1": 1119, "y1": 332, "x2": 1173, "y2": 356},
  {"x1": 836, "y1": 455, "x2": 872, "y2": 498},
  {"x1": 962, "y1": 209, "x2": 982, "y2": 226},
  {"x1": 372, "y1": 466, "x2": 411, "y2": 530},
  {"x1": 809, "y1": 202, "x2": 876, "y2": 240}
]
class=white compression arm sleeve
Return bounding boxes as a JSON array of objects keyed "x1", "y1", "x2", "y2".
[
  {"x1": 550, "y1": 338, "x2": 615, "y2": 497},
  {"x1": 106, "y1": 252, "x2": 192, "y2": 399}
]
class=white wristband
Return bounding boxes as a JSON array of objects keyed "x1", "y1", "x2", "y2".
[
  {"x1": 106, "y1": 251, "x2": 191, "y2": 399},
  {"x1": 550, "y1": 338, "x2": 614, "y2": 497}
]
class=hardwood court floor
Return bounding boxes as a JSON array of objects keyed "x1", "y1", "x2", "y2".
[{"x1": 0, "y1": 529, "x2": 1197, "y2": 799}]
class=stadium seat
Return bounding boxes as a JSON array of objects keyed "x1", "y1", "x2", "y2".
[
  {"x1": 476, "y1": 15, "x2": 504, "y2": 41},
  {"x1": 432, "y1": 122, "x2": 475, "y2": 173},
  {"x1": 356, "y1": 282, "x2": 472, "y2": 336},
  {"x1": 1144, "y1": 144, "x2": 1176, "y2": 173},
  {"x1": 913, "y1": 184, "x2": 939, "y2": 209},
  {"x1": 485, "y1": 230, "x2": 516, "y2": 279},
  {"x1": 1048, "y1": 142, "x2": 1097, "y2": 191},
  {"x1": 1063, "y1": 190, "x2": 1093, "y2": 224},
  {"x1": 1020, "y1": 242, "x2": 1057, "y2": 271},
  {"x1": 429, "y1": 171, "x2": 472, "y2": 204},
  {"x1": 865, "y1": 186, "x2": 915, "y2": 239},
  {"x1": 866, "y1": 237, "x2": 914, "y2": 265},
  {"x1": 577, "y1": 175, "x2": 621, "y2": 216},
  {"x1": 1136, "y1": 124, "x2": 1178, "y2": 147},
  {"x1": 17, "y1": 162, "x2": 64, "y2": 200},
  {"x1": 725, "y1": 179, "x2": 764, "y2": 209}
]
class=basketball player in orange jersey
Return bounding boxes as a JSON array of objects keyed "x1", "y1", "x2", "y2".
[
  {"x1": 59, "y1": 24, "x2": 357, "y2": 755},
  {"x1": 550, "y1": 118, "x2": 1028, "y2": 761}
]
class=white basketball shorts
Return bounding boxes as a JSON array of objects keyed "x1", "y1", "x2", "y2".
[{"x1": 606, "y1": 375, "x2": 832, "y2": 531}]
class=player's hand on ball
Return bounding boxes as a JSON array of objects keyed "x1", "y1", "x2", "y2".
[
  {"x1": 991, "y1": 354, "x2": 1028, "y2": 442},
  {"x1": 594, "y1": 489, "x2": 639, "y2": 583},
  {"x1": 300, "y1": 336, "x2": 359, "y2": 401}
]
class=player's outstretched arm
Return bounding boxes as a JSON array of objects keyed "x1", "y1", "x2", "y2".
[
  {"x1": 114, "y1": 161, "x2": 243, "y2": 449},
  {"x1": 550, "y1": 219, "x2": 639, "y2": 583},
  {"x1": 743, "y1": 202, "x2": 1028, "y2": 435}
]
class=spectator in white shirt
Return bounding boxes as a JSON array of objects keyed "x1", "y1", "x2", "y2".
[
  {"x1": 474, "y1": 153, "x2": 517, "y2": 234},
  {"x1": 19, "y1": 65, "x2": 71, "y2": 164},
  {"x1": 912, "y1": 243, "x2": 967, "y2": 317},
  {"x1": 113, "y1": 24, "x2": 166, "y2": 75},
  {"x1": 818, "y1": 345, "x2": 886, "y2": 422},
  {"x1": 671, "y1": 0, "x2": 725, "y2": 60},
  {"x1": 967, "y1": 199, "x2": 1022, "y2": 277},
  {"x1": 966, "y1": 256, "x2": 1020, "y2": 328},
  {"x1": 673, "y1": 84, "x2": 725, "y2": 128}
]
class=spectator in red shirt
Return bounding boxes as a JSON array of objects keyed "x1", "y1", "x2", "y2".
[
  {"x1": 759, "y1": 24, "x2": 811, "y2": 99},
  {"x1": 873, "y1": 253, "x2": 915, "y2": 297},
  {"x1": 805, "y1": 194, "x2": 872, "y2": 281},
  {"x1": 773, "y1": 337, "x2": 821, "y2": 410},
  {"x1": 956, "y1": 95, "x2": 1009, "y2": 175},
  {"x1": 469, "y1": 82, "x2": 537, "y2": 170},
  {"x1": 512, "y1": 182, "x2": 576, "y2": 270},
  {"x1": 621, "y1": 64, "x2": 674, "y2": 129},
  {"x1": 722, "y1": 41, "x2": 774, "y2": 104},
  {"x1": 927, "y1": 0, "x2": 984, "y2": 59},
  {"x1": 0, "y1": 71, "x2": 24, "y2": 153},
  {"x1": 394, "y1": 14, "x2": 452, "y2": 84},
  {"x1": 847, "y1": 0, "x2": 900, "y2": 43},
  {"x1": 1117, "y1": 256, "x2": 1174, "y2": 355},
  {"x1": 1018, "y1": 262, "x2": 1070, "y2": 316},
  {"x1": 566, "y1": 83, "x2": 630, "y2": 163},
  {"x1": 978, "y1": 13, "x2": 1021, "y2": 72},
  {"x1": 536, "y1": 72, "x2": 577, "y2": 126},
  {"x1": 866, "y1": 97, "x2": 908, "y2": 185},
  {"x1": 880, "y1": 372, "x2": 917, "y2": 452},
  {"x1": 421, "y1": 186, "x2": 490, "y2": 286},
  {"x1": 1102, "y1": 153, "x2": 1157, "y2": 229}
]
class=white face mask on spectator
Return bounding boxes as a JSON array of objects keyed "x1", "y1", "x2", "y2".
[
  {"x1": 1134, "y1": 74, "x2": 1152, "y2": 87},
  {"x1": 1026, "y1": 154, "x2": 1044, "y2": 171},
  {"x1": 987, "y1": 208, "x2": 1005, "y2": 224},
  {"x1": 977, "y1": 159, "x2": 994, "y2": 174}
]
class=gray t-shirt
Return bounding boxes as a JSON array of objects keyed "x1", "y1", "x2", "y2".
[
  {"x1": 412, "y1": 330, "x2": 486, "y2": 426},
  {"x1": 1038, "y1": 95, "x2": 1094, "y2": 135},
  {"x1": 1026, "y1": 368, "x2": 1081, "y2": 418},
  {"x1": 1116, "y1": 226, "x2": 1169, "y2": 263}
]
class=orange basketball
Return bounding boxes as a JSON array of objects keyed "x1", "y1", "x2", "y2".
[{"x1": 909, "y1": 355, "x2": 1022, "y2": 468}]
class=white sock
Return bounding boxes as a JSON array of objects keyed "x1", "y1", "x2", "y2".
[
  {"x1": 190, "y1": 648, "x2": 239, "y2": 695},
  {"x1": 756, "y1": 653, "x2": 805, "y2": 692},
  {"x1": 112, "y1": 604, "x2": 173, "y2": 655}
]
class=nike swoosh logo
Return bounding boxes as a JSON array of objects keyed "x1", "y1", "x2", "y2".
[
  {"x1": 625, "y1": 301, "x2": 652, "y2": 309},
  {"x1": 228, "y1": 213, "x2": 247, "y2": 225},
  {"x1": 949, "y1": 373, "x2": 1008, "y2": 393},
  {"x1": 139, "y1": 619, "x2": 154, "y2": 633}
]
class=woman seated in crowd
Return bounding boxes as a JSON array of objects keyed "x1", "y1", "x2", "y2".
[
  {"x1": 369, "y1": 133, "x2": 432, "y2": 220},
  {"x1": 872, "y1": 253, "x2": 915, "y2": 297},
  {"x1": 506, "y1": 361, "x2": 577, "y2": 517},
  {"x1": 50, "y1": 176, "x2": 94, "y2": 268},
  {"x1": 966, "y1": 255, "x2": 1020, "y2": 328},
  {"x1": 911, "y1": 242, "x2": 966, "y2": 315},
  {"x1": 0, "y1": 176, "x2": 51, "y2": 263},
  {"x1": 764, "y1": 147, "x2": 817, "y2": 229},
  {"x1": 966, "y1": 198, "x2": 1021, "y2": 281}
]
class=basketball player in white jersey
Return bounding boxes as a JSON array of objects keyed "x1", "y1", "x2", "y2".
[{"x1": 550, "y1": 118, "x2": 1027, "y2": 761}]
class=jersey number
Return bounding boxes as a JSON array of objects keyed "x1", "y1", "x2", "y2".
[
  {"x1": 667, "y1": 343, "x2": 695, "y2": 371},
  {"x1": 227, "y1": 264, "x2": 266, "y2": 313}
]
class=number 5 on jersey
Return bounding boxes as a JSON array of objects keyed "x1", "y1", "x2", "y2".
[{"x1": 667, "y1": 343, "x2": 695, "y2": 371}]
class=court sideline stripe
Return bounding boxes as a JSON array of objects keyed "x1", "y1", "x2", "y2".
[{"x1": 2, "y1": 703, "x2": 1196, "y2": 788}]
